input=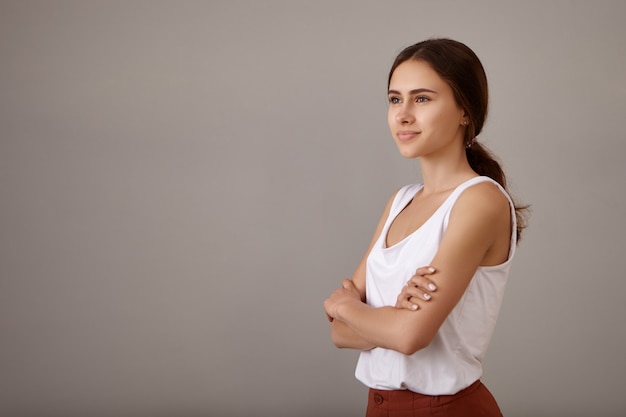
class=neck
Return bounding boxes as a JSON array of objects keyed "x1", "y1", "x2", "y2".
[{"x1": 418, "y1": 150, "x2": 476, "y2": 195}]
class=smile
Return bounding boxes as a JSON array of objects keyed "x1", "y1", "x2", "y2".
[{"x1": 397, "y1": 131, "x2": 420, "y2": 142}]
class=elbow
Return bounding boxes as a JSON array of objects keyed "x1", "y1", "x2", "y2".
[
  {"x1": 330, "y1": 324, "x2": 351, "y2": 349},
  {"x1": 330, "y1": 328, "x2": 341, "y2": 348},
  {"x1": 397, "y1": 341, "x2": 425, "y2": 356},
  {"x1": 389, "y1": 315, "x2": 437, "y2": 355},
  {"x1": 331, "y1": 332, "x2": 346, "y2": 349},
  {"x1": 395, "y1": 333, "x2": 434, "y2": 356}
]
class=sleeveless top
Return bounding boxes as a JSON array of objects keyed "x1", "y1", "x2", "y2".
[{"x1": 354, "y1": 176, "x2": 517, "y2": 395}]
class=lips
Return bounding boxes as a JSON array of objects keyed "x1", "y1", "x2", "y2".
[{"x1": 397, "y1": 131, "x2": 420, "y2": 142}]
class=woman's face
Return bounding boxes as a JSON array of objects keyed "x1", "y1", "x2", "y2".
[{"x1": 387, "y1": 60, "x2": 466, "y2": 159}]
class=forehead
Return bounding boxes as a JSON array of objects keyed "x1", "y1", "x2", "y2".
[{"x1": 389, "y1": 60, "x2": 448, "y2": 91}]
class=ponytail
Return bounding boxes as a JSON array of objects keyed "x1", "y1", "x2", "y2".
[
  {"x1": 466, "y1": 143, "x2": 528, "y2": 242},
  {"x1": 465, "y1": 143, "x2": 505, "y2": 187}
]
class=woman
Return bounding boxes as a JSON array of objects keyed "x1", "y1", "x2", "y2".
[{"x1": 324, "y1": 38, "x2": 527, "y2": 417}]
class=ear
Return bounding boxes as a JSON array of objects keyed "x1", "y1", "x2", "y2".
[{"x1": 460, "y1": 110, "x2": 469, "y2": 126}]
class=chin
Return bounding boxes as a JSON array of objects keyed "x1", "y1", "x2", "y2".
[
  {"x1": 399, "y1": 150, "x2": 420, "y2": 159},
  {"x1": 395, "y1": 146, "x2": 420, "y2": 159}
]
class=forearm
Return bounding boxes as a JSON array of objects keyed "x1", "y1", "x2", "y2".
[
  {"x1": 330, "y1": 319, "x2": 376, "y2": 350},
  {"x1": 336, "y1": 299, "x2": 429, "y2": 355}
]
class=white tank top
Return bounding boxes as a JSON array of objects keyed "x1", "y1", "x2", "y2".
[{"x1": 355, "y1": 176, "x2": 517, "y2": 395}]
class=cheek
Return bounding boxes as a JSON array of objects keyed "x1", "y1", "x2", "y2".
[{"x1": 429, "y1": 107, "x2": 458, "y2": 132}]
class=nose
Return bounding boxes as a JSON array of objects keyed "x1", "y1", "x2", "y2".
[{"x1": 395, "y1": 103, "x2": 415, "y2": 125}]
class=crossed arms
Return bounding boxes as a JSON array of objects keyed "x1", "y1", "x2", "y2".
[{"x1": 324, "y1": 182, "x2": 511, "y2": 355}]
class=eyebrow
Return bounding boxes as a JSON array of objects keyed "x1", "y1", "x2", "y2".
[{"x1": 388, "y1": 88, "x2": 438, "y2": 95}]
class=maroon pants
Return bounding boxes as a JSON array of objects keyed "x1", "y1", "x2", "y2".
[{"x1": 366, "y1": 380, "x2": 503, "y2": 417}]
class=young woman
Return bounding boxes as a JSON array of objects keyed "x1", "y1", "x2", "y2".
[{"x1": 324, "y1": 39, "x2": 527, "y2": 417}]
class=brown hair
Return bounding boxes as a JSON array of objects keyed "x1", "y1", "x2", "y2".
[{"x1": 389, "y1": 38, "x2": 528, "y2": 240}]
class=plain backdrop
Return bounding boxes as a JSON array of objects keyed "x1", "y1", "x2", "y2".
[{"x1": 1, "y1": 1, "x2": 625, "y2": 416}]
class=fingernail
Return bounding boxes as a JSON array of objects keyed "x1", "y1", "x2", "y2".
[
  {"x1": 428, "y1": 267, "x2": 436, "y2": 273},
  {"x1": 428, "y1": 283, "x2": 437, "y2": 291},
  {"x1": 423, "y1": 293, "x2": 431, "y2": 300},
  {"x1": 412, "y1": 304, "x2": 418, "y2": 310}
]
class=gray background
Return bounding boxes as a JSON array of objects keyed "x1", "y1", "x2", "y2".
[{"x1": 1, "y1": 1, "x2": 625, "y2": 416}]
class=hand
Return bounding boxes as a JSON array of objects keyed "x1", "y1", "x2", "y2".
[
  {"x1": 324, "y1": 279, "x2": 361, "y2": 322},
  {"x1": 395, "y1": 266, "x2": 438, "y2": 311}
]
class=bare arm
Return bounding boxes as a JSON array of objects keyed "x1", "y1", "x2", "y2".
[{"x1": 326, "y1": 183, "x2": 511, "y2": 355}]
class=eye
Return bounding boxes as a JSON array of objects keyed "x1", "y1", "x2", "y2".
[
  {"x1": 388, "y1": 96, "x2": 401, "y2": 104},
  {"x1": 416, "y1": 96, "x2": 430, "y2": 103}
]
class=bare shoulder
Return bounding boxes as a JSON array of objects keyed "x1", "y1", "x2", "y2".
[
  {"x1": 446, "y1": 181, "x2": 511, "y2": 243},
  {"x1": 447, "y1": 180, "x2": 512, "y2": 264},
  {"x1": 453, "y1": 180, "x2": 510, "y2": 221}
]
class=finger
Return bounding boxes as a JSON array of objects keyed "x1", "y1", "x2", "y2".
[
  {"x1": 397, "y1": 285, "x2": 425, "y2": 307},
  {"x1": 402, "y1": 284, "x2": 432, "y2": 301},
  {"x1": 407, "y1": 274, "x2": 438, "y2": 292},
  {"x1": 395, "y1": 293, "x2": 420, "y2": 310},
  {"x1": 341, "y1": 279, "x2": 353, "y2": 289},
  {"x1": 407, "y1": 296, "x2": 420, "y2": 310},
  {"x1": 414, "y1": 266, "x2": 437, "y2": 276}
]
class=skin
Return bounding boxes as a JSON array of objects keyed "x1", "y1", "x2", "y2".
[{"x1": 324, "y1": 60, "x2": 512, "y2": 355}]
